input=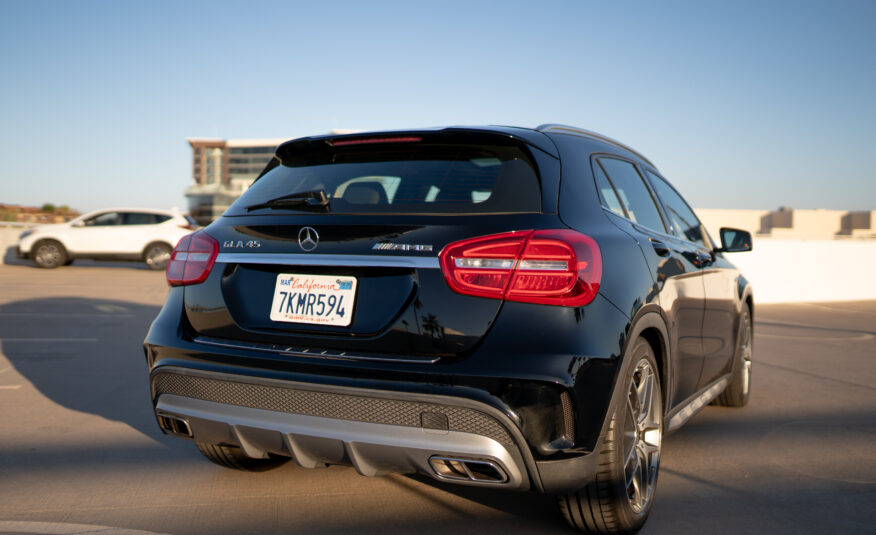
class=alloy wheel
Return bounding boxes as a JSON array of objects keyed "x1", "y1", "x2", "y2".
[
  {"x1": 622, "y1": 358, "x2": 662, "y2": 514},
  {"x1": 35, "y1": 243, "x2": 62, "y2": 268}
]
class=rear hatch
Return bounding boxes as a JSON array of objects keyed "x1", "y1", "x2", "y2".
[{"x1": 183, "y1": 128, "x2": 560, "y2": 362}]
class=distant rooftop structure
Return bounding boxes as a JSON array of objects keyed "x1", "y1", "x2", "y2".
[
  {"x1": 696, "y1": 208, "x2": 876, "y2": 240},
  {"x1": 185, "y1": 137, "x2": 287, "y2": 224},
  {"x1": 185, "y1": 131, "x2": 359, "y2": 224}
]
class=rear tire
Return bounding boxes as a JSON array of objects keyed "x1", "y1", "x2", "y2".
[
  {"x1": 144, "y1": 242, "x2": 172, "y2": 271},
  {"x1": 713, "y1": 305, "x2": 752, "y2": 407},
  {"x1": 558, "y1": 338, "x2": 663, "y2": 534},
  {"x1": 195, "y1": 442, "x2": 289, "y2": 472},
  {"x1": 32, "y1": 240, "x2": 67, "y2": 269}
]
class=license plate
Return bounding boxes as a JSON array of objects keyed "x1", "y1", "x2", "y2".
[{"x1": 269, "y1": 274, "x2": 357, "y2": 326}]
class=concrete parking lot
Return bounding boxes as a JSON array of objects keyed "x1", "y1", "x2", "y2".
[{"x1": 0, "y1": 262, "x2": 874, "y2": 535}]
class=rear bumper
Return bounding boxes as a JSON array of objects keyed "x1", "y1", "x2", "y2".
[
  {"x1": 144, "y1": 287, "x2": 625, "y2": 493},
  {"x1": 149, "y1": 366, "x2": 600, "y2": 493},
  {"x1": 152, "y1": 367, "x2": 533, "y2": 489}
]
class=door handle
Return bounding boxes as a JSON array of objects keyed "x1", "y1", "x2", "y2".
[{"x1": 649, "y1": 239, "x2": 670, "y2": 257}]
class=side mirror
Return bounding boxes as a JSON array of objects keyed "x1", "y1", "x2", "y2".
[
  {"x1": 71, "y1": 221, "x2": 85, "y2": 228},
  {"x1": 715, "y1": 227, "x2": 752, "y2": 253}
]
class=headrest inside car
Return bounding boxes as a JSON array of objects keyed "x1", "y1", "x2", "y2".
[{"x1": 343, "y1": 182, "x2": 388, "y2": 205}]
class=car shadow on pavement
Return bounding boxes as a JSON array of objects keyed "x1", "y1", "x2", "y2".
[
  {"x1": 3, "y1": 245, "x2": 30, "y2": 266},
  {"x1": 0, "y1": 296, "x2": 164, "y2": 440},
  {"x1": 395, "y1": 473, "x2": 567, "y2": 528}
]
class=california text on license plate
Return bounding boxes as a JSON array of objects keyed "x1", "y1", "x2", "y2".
[{"x1": 269, "y1": 274, "x2": 357, "y2": 326}]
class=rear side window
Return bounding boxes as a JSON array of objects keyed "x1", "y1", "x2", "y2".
[
  {"x1": 593, "y1": 164, "x2": 626, "y2": 218},
  {"x1": 596, "y1": 158, "x2": 666, "y2": 233},
  {"x1": 644, "y1": 170, "x2": 706, "y2": 247},
  {"x1": 123, "y1": 213, "x2": 169, "y2": 225},
  {"x1": 226, "y1": 136, "x2": 542, "y2": 215}
]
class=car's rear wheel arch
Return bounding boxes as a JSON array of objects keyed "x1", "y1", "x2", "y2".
[
  {"x1": 625, "y1": 310, "x2": 671, "y2": 417},
  {"x1": 639, "y1": 326, "x2": 668, "y2": 404}
]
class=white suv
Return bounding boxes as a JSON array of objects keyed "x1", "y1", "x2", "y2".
[{"x1": 17, "y1": 208, "x2": 197, "y2": 270}]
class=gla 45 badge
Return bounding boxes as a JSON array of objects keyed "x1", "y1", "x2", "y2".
[{"x1": 223, "y1": 240, "x2": 261, "y2": 249}]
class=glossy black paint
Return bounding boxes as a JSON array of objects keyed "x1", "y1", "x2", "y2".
[
  {"x1": 144, "y1": 125, "x2": 753, "y2": 492},
  {"x1": 547, "y1": 130, "x2": 753, "y2": 410}
]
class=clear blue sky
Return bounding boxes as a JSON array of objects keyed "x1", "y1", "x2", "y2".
[{"x1": 1, "y1": 0, "x2": 874, "y2": 213}]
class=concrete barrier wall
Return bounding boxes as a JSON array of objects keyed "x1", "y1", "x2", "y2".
[
  {"x1": 0, "y1": 226, "x2": 27, "y2": 260},
  {"x1": 726, "y1": 238, "x2": 876, "y2": 303},
  {"x1": 2, "y1": 227, "x2": 874, "y2": 304}
]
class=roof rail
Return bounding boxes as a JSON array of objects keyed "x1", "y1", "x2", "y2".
[{"x1": 535, "y1": 124, "x2": 655, "y2": 167}]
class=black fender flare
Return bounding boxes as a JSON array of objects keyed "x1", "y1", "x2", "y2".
[{"x1": 599, "y1": 309, "x2": 671, "y2": 444}]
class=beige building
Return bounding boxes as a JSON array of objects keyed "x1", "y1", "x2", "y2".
[
  {"x1": 840, "y1": 211, "x2": 876, "y2": 237},
  {"x1": 185, "y1": 138, "x2": 287, "y2": 224},
  {"x1": 696, "y1": 207, "x2": 876, "y2": 240}
]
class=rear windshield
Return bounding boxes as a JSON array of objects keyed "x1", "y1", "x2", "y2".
[{"x1": 225, "y1": 135, "x2": 542, "y2": 215}]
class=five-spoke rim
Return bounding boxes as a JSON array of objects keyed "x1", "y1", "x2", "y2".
[
  {"x1": 35, "y1": 243, "x2": 62, "y2": 267},
  {"x1": 622, "y1": 358, "x2": 662, "y2": 514}
]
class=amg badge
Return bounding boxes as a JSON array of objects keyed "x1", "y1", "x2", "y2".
[{"x1": 372, "y1": 242, "x2": 434, "y2": 252}]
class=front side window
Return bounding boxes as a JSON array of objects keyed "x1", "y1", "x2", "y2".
[
  {"x1": 645, "y1": 170, "x2": 706, "y2": 248},
  {"x1": 84, "y1": 212, "x2": 120, "y2": 226},
  {"x1": 596, "y1": 158, "x2": 666, "y2": 233}
]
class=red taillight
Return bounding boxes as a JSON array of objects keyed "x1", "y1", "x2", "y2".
[
  {"x1": 166, "y1": 231, "x2": 218, "y2": 286},
  {"x1": 439, "y1": 230, "x2": 602, "y2": 307}
]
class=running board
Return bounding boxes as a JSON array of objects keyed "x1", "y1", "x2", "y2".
[{"x1": 665, "y1": 376, "x2": 730, "y2": 433}]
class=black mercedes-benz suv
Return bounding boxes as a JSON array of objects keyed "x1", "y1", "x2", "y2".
[{"x1": 144, "y1": 125, "x2": 753, "y2": 533}]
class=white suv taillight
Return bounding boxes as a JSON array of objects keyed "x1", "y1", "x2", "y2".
[
  {"x1": 166, "y1": 231, "x2": 219, "y2": 286},
  {"x1": 438, "y1": 229, "x2": 602, "y2": 306}
]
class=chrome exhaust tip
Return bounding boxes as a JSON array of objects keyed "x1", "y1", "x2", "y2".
[
  {"x1": 156, "y1": 413, "x2": 193, "y2": 438},
  {"x1": 429, "y1": 456, "x2": 509, "y2": 484}
]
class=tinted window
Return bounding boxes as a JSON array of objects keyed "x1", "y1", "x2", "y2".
[
  {"x1": 593, "y1": 163, "x2": 626, "y2": 217},
  {"x1": 597, "y1": 158, "x2": 665, "y2": 232},
  {"x1": 226, "y1": 138, "x2": 541, "y2": 215},
  {"x1": 645, "y1": 170, "x2": 706, "y2": 247},
  {"x1": 123, "y1": 213, "x2": 168, "y2": 225},
  {"x1": 84, "y1": 212, "x2": 120, "y2": 226}
]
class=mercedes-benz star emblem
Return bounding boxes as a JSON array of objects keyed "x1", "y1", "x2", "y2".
[{"x1": 298, "y1": 226, "x2": 319, "y2": 252}]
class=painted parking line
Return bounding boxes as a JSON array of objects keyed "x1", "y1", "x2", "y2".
[
  {"x1": 0, "y1": 520, "x2": 172, "y2": 535},
  {"x1": 0, "y1": 385, "x2": 21, "y2": 390},
  {"x1": 0, "y1": 338, "x2": 99, "y2": 342},
  {"x1": 0, "y1": 366, "x2": 9, "y2": 375}
]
